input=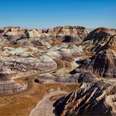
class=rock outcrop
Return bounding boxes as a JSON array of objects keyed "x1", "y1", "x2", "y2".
[
  {"x1": 53, "y1": 81, "x2": 116, "y2": 116},
  {"x1": 53, "y1": 27, "x2": 116, "y2": 116},
  {"x1": 83, "y1": 27, "x2": 116, "y2": 52},
  {"x1": 78, "y1": 28, "x2": 116, "y2": 78}
]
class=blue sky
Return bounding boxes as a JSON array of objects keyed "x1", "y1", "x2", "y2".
[{"x1": 0, "y1": 0, "x2": 115, "y2": 28}]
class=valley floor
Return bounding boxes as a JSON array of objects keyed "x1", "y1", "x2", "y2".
[{"x1": 0, "y1": 82, "x2": 79, "y2": 116}]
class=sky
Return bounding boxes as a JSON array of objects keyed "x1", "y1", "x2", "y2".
[{"x1": 0, "y1": 0, "x2": 115, "y2": 28}]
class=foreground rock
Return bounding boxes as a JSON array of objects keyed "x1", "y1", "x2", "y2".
[{"x1": 53, "y1": 76, "x2": 116, "y2": 116}]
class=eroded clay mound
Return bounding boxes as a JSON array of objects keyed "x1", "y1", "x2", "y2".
[
  {"x1": 83, "y1": 28, "x2": 116, "y2": 52},
  {"x1": 53, "y1": 28, "x2": 116, "y2": 116},
  {"x1": 77, "y1": 29, "x2": 116, "y2": 78},
  {"x1": 53, "y1": 79, "x2": 116, "y2": 116}
]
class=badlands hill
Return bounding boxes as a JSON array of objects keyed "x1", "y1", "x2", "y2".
[
  {"x1": 54, "y1": 27, "x2": 116, "y2": 116},
  {"x1": 0, "y1": 26, "x2": 115, "y2": 116}
]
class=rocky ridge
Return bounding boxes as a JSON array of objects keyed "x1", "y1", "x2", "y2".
[{"x1": 53, "y1": 27, "x2": 116, "y2": 116}]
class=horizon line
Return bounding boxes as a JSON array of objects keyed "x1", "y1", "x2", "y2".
[{"x1": 0, "y1": 24, "x2": 115, "y2": 29}]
